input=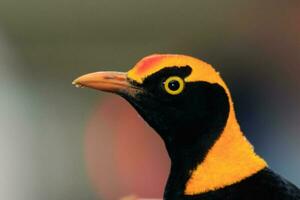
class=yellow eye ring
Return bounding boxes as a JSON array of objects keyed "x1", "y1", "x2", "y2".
[{"x1": 164, "y1": 76, "x2": 185, "y2": 95}]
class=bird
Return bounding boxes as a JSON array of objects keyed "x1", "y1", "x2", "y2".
[{"x1": 73, "y1": 54, "x2": 300, "y2": 200}]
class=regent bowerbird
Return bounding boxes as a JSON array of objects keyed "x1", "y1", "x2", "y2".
[{"x1": 73, "y1": 54, "x2": 300, "y2": 200}]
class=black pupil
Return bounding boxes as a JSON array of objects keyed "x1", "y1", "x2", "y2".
[{"x1": 168, "y1": 80, "x2": 180, "y2": 91}]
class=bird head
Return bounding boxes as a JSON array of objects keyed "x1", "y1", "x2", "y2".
[
  {"x1": 73, "y1": 54, "x2": 233, "y2": 159},
  {"x1": 73, "y1": 54, "x2": 267, "y2": 196}
]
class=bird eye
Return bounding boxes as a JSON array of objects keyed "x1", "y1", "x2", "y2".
[{"x1": 164, "y1": 76, "x2": 185, "y2": 95}]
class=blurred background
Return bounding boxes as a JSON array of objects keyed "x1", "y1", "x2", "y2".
[{"x1": 0, "y1": 0, "x2": 299, "y2": 199}]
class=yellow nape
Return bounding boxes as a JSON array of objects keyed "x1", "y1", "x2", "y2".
[{"x1": 184, "y1": 108, "x2": 267, "y2": 195}]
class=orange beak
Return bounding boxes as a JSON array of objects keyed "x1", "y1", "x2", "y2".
[{"x1": 72, "y1": 71, "x2": 140, "y2": 95}]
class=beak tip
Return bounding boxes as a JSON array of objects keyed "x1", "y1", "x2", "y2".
[{"x1": 72, "y1": 78, "x2": 85, "y2": 88}]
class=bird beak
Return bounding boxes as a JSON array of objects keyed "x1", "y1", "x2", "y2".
[{"x1": 72, "y1": 71, "x2": 140, "y2": 96}]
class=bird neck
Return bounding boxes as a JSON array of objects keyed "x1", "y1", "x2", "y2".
[
  {"x1": 163, "y1": 103, "x2": 267, "y2": 199},
  {"x1": 184, "y1": 106, "x2": 268, "y2": 195}
]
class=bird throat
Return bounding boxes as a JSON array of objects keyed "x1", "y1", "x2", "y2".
[{"x1": 184, "y1": 106, "x2": 267, "y2": 195}]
